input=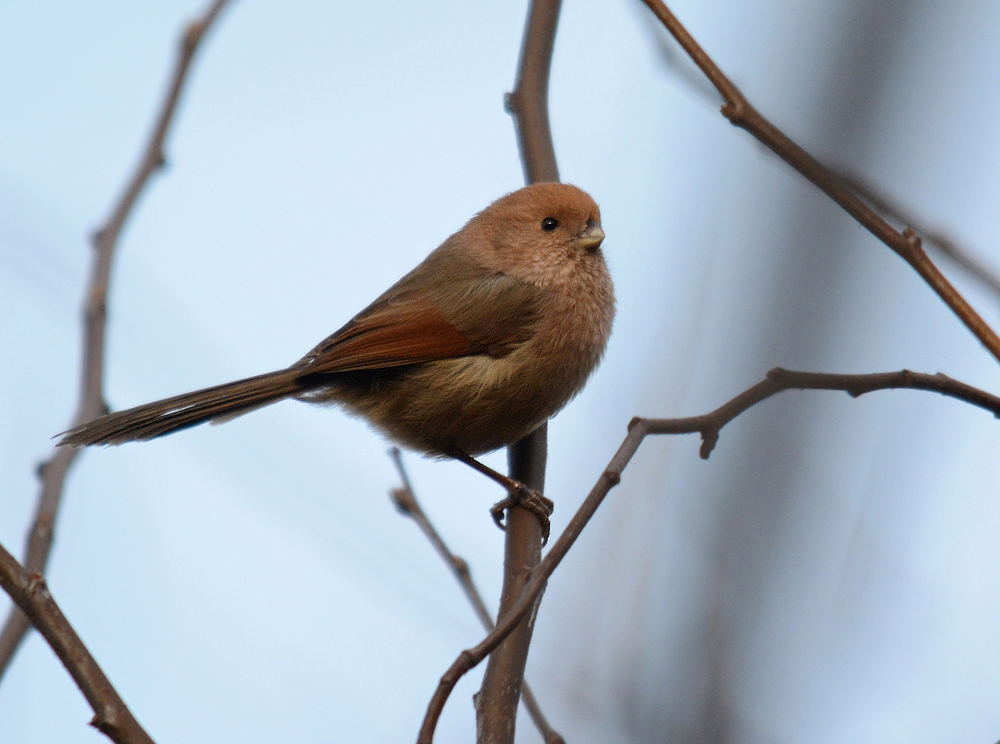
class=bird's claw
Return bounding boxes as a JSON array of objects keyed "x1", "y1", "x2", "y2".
[{"x1": 490, "y1": 485, "x2": 554, "y2": 545}]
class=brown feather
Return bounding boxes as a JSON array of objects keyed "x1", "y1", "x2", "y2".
[
  {"x1": 59, "y1": 371, "x2": 304, "y2": 446},
  {"x1": 297, "y1": 300, "x2": 470, "y2": 374}
]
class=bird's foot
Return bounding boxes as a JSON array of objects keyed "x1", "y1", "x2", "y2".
[{"x1": 490, "y1": 485, "x2": 554, "y2": 545}]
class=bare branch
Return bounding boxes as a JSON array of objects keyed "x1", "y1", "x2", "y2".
[
  {"x1": 637, "y1": 0, "x2": 1000, "y2": 365},
  {"x1": 389, "y1": 450, "x2": 565, "y2": 744},
  {"x1": 417, "y1": 367, "x2": 1000, "y2": 741},
  {"x1": 0, "y1": 541, "x2": 155, "y2": 744},
  {"x1": 0, "y1": 0, "x2": 234, "y2": 678},
  {"x1": 475, "y1": 439, "x2": 547, "y2": 744},
  {"x1": 644, "y1": 368, "x2": 1000, "y2": 457}
]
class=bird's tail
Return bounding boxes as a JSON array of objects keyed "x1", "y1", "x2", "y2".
[{"x1": 58, "y1": 369, "x2": 306, "y2": 447}]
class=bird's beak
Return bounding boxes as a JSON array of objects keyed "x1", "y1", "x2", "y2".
[{"x1": 573, "y1": 222, "x2": 606, "y2": 252}]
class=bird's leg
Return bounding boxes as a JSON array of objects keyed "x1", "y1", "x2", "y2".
[{"x1": 446, "y1": 449, "x2": 554, "y2": 544}]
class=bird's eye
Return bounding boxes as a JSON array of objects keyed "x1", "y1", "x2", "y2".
[{"x1": 541, "y1": 217, "x2": 559, "y2": 231}]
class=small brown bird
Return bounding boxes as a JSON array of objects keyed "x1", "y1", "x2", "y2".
[{"x1": 59, "y1": 182, "x2": 615, "y2": 532}]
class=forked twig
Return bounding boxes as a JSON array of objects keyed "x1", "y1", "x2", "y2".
[{"x1": 417, "y1": 368, "x2": 1000, "y2": 742}]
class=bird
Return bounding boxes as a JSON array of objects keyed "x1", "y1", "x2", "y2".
[{"x1": 58, "y1": 182, "x2": 616, "y2": 538}]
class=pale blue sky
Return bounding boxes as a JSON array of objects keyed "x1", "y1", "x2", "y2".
[{"x1": 3, "y1": 1, "x2": 1000, "y2": 742}]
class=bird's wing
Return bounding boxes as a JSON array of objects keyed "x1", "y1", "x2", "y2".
[{"x1": 295, "y1": 273, "x2": 541, "y2": 375}]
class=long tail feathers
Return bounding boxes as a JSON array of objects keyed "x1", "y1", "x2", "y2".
[{"x1": 58, "y1": 370, "x2": 306, "y2": 447}]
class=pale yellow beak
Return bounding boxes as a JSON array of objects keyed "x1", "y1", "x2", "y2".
[{"x1": 574, "y1": 223, "x2": 606, "y2": 251}]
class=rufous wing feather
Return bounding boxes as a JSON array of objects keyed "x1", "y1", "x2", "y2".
[
  {"x1": 295, "y1": 276, "x2": 541, "y2": 374},
  {"x1": 296, "y1": 299, "x2": 471, "y2": 374}
]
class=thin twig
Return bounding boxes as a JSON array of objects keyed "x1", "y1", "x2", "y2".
[
  {"x1": 417, "y1": 367, "x2": 1000, "y2": 742},
  {"x1": 0, "y1": 0, "x2": 234, "y2": 678},
  {"x1": 644, "y1": 368, "x2": 1000, "y2": 457},
  {"x1": 637, "y1": 0, "x2": 1000, "y2": 365},
  {"x1": 389, "y1": 450, "x2": 565, "y2": 744},
  {"x1": 0, "y1": 541, "x2": 156, "y2": 744}
]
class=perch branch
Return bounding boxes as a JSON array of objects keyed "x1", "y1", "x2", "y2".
[
  {"x1": 505, "y1": 0, "x2": 562, "y2": 185},
  {"x1": 389, "y1": 449, "x2": 565, "y2": 744},
  {"x1": 471, "y1": 0, "x2": 566, "y2": 742}
]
